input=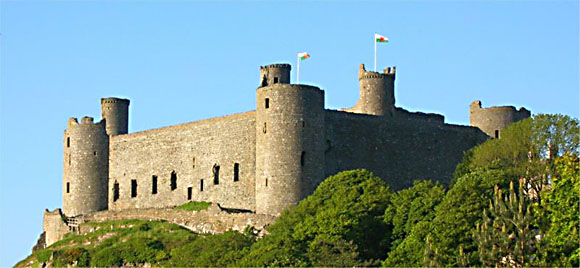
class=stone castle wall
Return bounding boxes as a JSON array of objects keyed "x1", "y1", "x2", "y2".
[
  {"x1": 324, "y1": 110, "x2": 488, "y2": 190},
  {"x1": 63, "y1": 117, "x2": 109, "y2": 217},
  {"x1": 108, "y1": 112, "x2": 256, "y2": 211},
  {"x1": 470, "y1": 100, "x2": 531, "y2": 138},
  {"x1": 255, "y1": 84, "x2": 326, "y2": 215}
]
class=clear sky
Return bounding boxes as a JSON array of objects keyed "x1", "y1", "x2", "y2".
[{"x1": 1, "y1": 1, "x2": 578, "y2": 266}]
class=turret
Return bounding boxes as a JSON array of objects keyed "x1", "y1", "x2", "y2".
[
  {"x1": 255, "y1": 64, "x2": 325, "y2": 216},
  {"x1": 469, "y1": 100, "x2": 531, "y2": 138},
  {"x1": 347, "y1": 64, "x2": 396, "y2": 116},
  {"x1": 101, "y1": 97, "x2": 130, "y2": 136},
  {"x1": 63, "y1": 116, "x2": 109, "y2": 217},
  {"x1": 259, "y1": 64, "x2": 291, "y2": 87}
]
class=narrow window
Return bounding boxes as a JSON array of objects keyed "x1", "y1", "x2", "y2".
[
  {"x1": 265, "y1": 98, "x2": 270, "y2": 109},
  {"x1": 265, "y1": 178, "x2": 268, "y2": 187},
  {"x1": 152, "y1": 175, "x2": 158, "y2": 194},
  {"x1": 273, "y1": 77, "x2": 279, "y2": 84},
  {"x1": 494, "y1": 130, "x2": 500, "y2": 139},
  {"x1": 68, "y1": 154, "x2": 71, "y2": 166},
  {"x1": 131, "y1": 179, "x2": 137, "y2": 198},
  {"x1": 200, "y1": 179, "x2": 204, "y2": 192},
  {"x1": 93, "y1": 151, "x2": 97, "y2": 156},
  {"x1": 261, "y1": 76, "x2": 267, "y2": 87},
  {"x1": 113, "y1": 182, "x2": 119, "y2": 202},
  {"x1": 301, "y1": 151, "x2": 306, "y2": 166},
  {"x1": 233, "y1": 163, "x2": 240, "y2": 182},
  {"x1": 302, "y1": 121, "x2": 305, "y2": 128},
  {"x1": 263, "y1": 122, "x2": 267, "y2": 133},
  {"x1": 171, "y1": 171, "x2": 177, "y2": 191},
  {"x1": 67, "y1": 137, "x2": 70, "y2": 147},
  {"x1": 192, "y1": 157, "x2": 196, "y2": 169},
  {"x1": 213, "y1": 165, "x2": 220, "y2": 185},
  {"x1": 187, "y1": 187, "x2": 193, "y2": 200},
  {"x1": 66, "y1": 182, "x2": 70, "y2": 193}
]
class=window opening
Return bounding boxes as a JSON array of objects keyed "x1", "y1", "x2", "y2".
[
  {"x1": 200, "y1": 179, "x2": 204, "y2": 192},
  {"x1": 273, "y1": 77, "x2": 279, "y2": 84},
  {"x1": 263, "y1": 122, "x2": 267, "y2": 133},
  {"x1": 171, "y1": 171, "x2": 177, "y2": 191},
  {"x1": 66, "y1": 182, "x2": 70, "y2": 193},
  {"x1": 67, "y1": 137, "x2": 70, "y2": 147},
  {"x1": 113, "y1": 182, "x2": 119, "y2": 202},
  {"x1": 192, "y1": 157, "x2": 196, "y2": 169},
  {"x1": 152, "y1": 175, "x2": 158, "y2": 194},
  {"x1": 301, "y1": 151, "x2": 306, "y2": 166},
  {"x1": 93, "y1": 151, "x2": 97, "y2": 156},
  {"x1": 68, "y1": 154, "x2": 71, "y2": 166},
  {"x1": 187, "y1": 187, "x2": 193, "y2": 200},
  {"x1": 131, "y1": 179, "x2": 137, "y2": 198},
  {"x1": 494, "y1": 130, "x2": 499, "y2": 139},
  {"x1": 213, "y1": 165, "x2": 220, "y2": 185},
  {"x1": 261, "y1": 75, "x2": 267, "y2": 87},
  {"x1": 265, "y1": 178, "x2": 268, "y2": 187},
  {"x1": 233, "y1": 163, "x2": 240, "y2": 182},
  {"x1": 265, "y1": 98, "x2": 270, "y2": 109}
]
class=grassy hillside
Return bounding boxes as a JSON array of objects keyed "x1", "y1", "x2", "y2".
[{"x1": 15, "y1": 219, "x2": 254, "y2": 267}]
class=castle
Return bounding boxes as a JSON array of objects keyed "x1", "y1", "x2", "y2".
[{"x1": 42, "y1": 62, "x2": 530, "y2": 247}]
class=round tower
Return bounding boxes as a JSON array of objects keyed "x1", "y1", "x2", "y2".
[
  {"x1": 259, "y1": 64, "x2": 291, "y2": 87},
  {"x1": 101, "y1": 97, "x2": 130, "y2": 136},
  {"x1": 469, "y1": 100, "x2": 531, "y2": 138},
  {"x1": 349, "y1": 64, "x2": 396, "y2": 116},
  {"x1": 255, "y1": 67, "x2": 325, "y2": 216},
  {"x1": 63, "y1": 116, "x2": 109, "y2": 217}
]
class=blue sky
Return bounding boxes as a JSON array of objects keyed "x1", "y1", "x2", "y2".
[{"x1": 1, "y1": 1, "x2": 578, "y2": 265}]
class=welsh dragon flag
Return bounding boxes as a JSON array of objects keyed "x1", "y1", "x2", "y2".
[{"x1": 375, "y1": 33, "x2": 389, "y2": 43}]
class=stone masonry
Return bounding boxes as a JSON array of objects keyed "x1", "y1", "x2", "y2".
[{"x1": 43, "y1": 61, "x2": 531, "y2": 247}]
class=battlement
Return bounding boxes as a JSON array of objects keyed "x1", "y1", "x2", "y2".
[
  {"x1": 358, "y1": 64, "x2": 396, "y2": 80},
  {"x1": 101, "y1": 97, "x2": 130, "y2": 105},
  {"x1": 260, "y1": 63, "x2": 291, "y2": 70},
  {"x1": 264, "y1": 84, "x2": 321, "y2": 91},
  {"x1": 470, "y1": 100, "x2": 530, "y2": 115},
  {"x1": 67, "y1": 117, "x2": 105, "y2": 127}
]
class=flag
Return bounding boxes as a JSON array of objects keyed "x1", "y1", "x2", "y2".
[
  {"x1": 298, "y1": 52, "x2": 310, "y2": 60},
  {"x1": 375, "y1": 33, "x2": 388, "y2": 43}
]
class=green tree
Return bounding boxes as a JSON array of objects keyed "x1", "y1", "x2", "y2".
[
  {"x1": 475, "y1": 181, "x2": 538, "y2": 267},
  {"x1": 535, "y1": 153, "x2": 580, "y2": 266},
  {"x1": 384, "y1": 180, "x2": 445, "y2": 249},
  {"x1": 426, "y1": 169, "x2": 511, "y2": 266},
  {"x1": 467, "y1": 114, "x2": 579, "y2": 202},
  {"x1": 381, "y1": 180, "x2": 445, "y2": 267},
  {"x1": 383, "y1": 221, "x2": 432, "y2": 267},
  {"x1": 236, "y1": 169, "x2": 393, "y2": 266},
  {"x1": 165, "y1": 231, "x2": 255, "y2": 267}
]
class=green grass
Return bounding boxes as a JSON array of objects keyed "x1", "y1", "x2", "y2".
[
  {"x1": 174, "y1": 201, "x2": 212, "y2": 211},
  {"x1": 17, "y1": 219, "x2": 200, "y2": 267}
]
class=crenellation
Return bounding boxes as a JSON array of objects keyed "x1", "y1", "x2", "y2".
[{"x1": 46, "y1": 60, "x2": 530, "y2": 246}]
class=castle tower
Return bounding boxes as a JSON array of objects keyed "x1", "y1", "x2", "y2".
[
  {"x1": 62, "y1": 117, "x2": 109, "y2": 217},
  {"x1": 259, "y1": 64, "x2": 291, "y2": 87},
  {"x1": 348, "y1": 64, "x2": 396, "y2": 116},
  {"x1": 101, "y1": 97, "x2": 130, "y2": 136},
  {"x1": 470, "y1": 100, "x2": 531, "y2": 138},
  {"x1": 255, "y1": 63, "x2": 326, "y2": 216}
]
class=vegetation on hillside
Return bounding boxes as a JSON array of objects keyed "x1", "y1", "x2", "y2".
[
  {"x1": 17, "y1": 114, "x2": 579, "y2": 267},
  {"x1": 174, "y1": 201, "x2": 211, "y2": 211}
]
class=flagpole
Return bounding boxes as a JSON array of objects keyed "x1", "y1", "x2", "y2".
[
  {"x1": 374, "y1": 34, "x2": 377, "y2": 72},
  {"x1": 297, "y1": 54, "x2": 300, "y2": 84}
]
